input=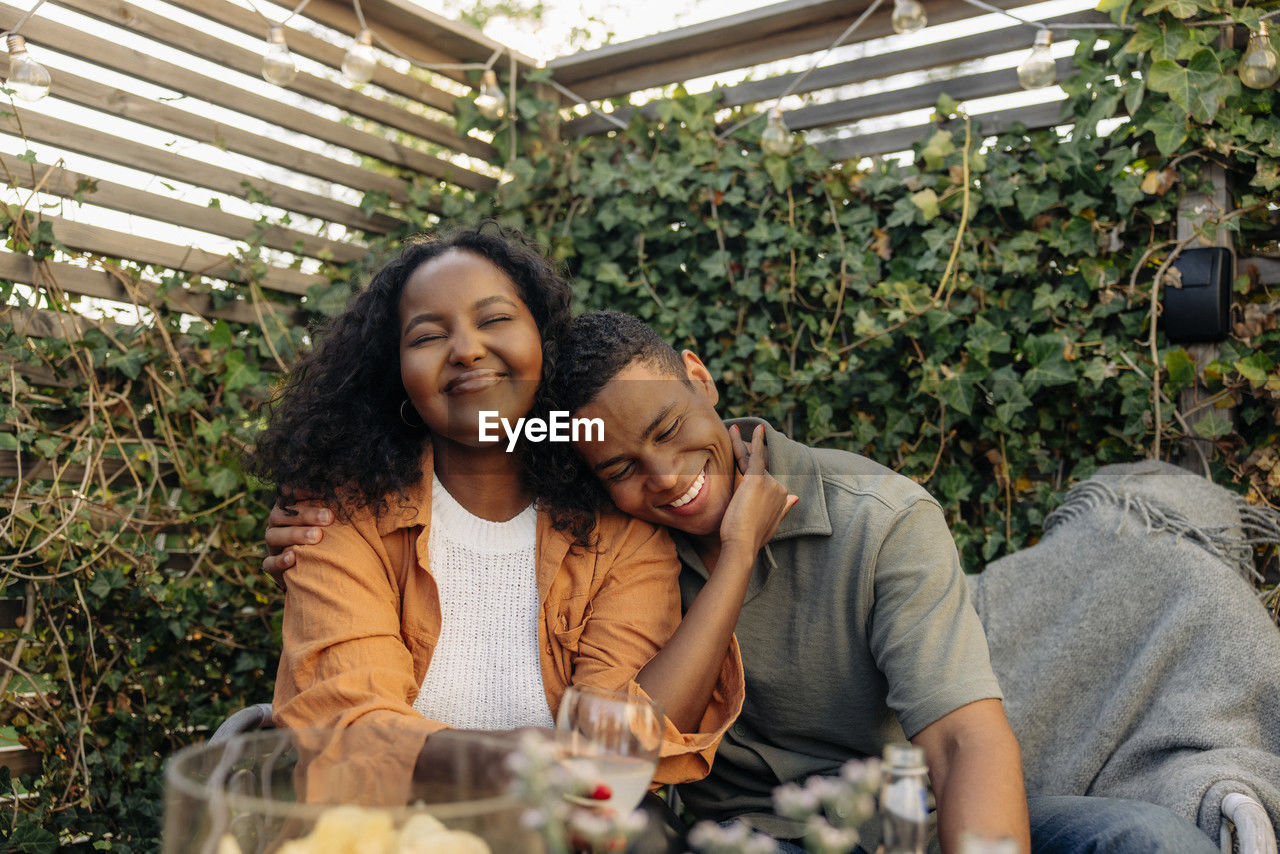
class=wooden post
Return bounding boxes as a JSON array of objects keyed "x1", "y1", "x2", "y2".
[{"x1": 1173, "y1": 162, "x2": 1232, "y2": 473}]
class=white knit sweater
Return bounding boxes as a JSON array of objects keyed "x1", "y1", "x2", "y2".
[{"x1": 411, "y1": 474, "x2": 554, "y2": 730}]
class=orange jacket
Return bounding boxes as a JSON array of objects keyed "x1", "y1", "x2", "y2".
[{"x1": 273, "y1": 449, "x2": 744, "y2": 800}]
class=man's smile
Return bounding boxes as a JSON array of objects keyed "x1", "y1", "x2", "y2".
[{"x1": 660, "y1": 461, "x2": 710, "y2": 513}]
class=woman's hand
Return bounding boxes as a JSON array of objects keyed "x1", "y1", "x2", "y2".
[
  {"x1": 263, "y1": 494, "x2": 333, "y2": 586},
  {"x1": 717, "y1": 424, "x2": 797, "y2": 561}
]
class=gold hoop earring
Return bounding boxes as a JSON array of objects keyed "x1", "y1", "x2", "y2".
[{"x1": 400, "y1": 399, "x2": 422, "y2": 427}]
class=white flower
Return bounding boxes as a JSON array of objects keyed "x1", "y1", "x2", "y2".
[
  {"x1": 773, "y1": 782, "x2": 821, "y2": 819},
  {"x1": 839, "y1": 758, "x2": 880, "y2": 788},
  {"x1": 804, "y1": 815, "x2": 860, "y2": 854}
]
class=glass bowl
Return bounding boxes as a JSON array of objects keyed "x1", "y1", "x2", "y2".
[{"x1": 163, "y1": 727, "x2": 543, "y2": 854}]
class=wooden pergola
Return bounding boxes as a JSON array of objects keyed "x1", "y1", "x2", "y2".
[{"x1": 0, "y1": 0, "x2": 1108, "y2": 329}]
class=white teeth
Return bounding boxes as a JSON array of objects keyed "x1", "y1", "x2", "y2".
[{"x1": 668, "y1": 469, "x2": 706, "y2": 508}]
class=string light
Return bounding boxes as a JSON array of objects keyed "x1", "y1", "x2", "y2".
[
  {"x1": 474, "y1": 68, "x2": 506, "y2": 120},
  {"x1": 891, "y1": 0, "x2": 928, "y2": 34},
  {"x1": 4, "y1": 34, "x2": 49, "y2": 101},
  {"x1": 1017, "y1": 29, "x2": 1056, "y2": 89},
  {"x1": 1239, "y1": 21, "x2": 1280, "y2": 89},
  {"x1": 342, "y1": 29, "x2": 377, "y2": 85},
  {"x1": 760, "y1": 107, "x2": 793, "y2": 155},
  {"x1": 262, "y1": 25, "x2": 297, "y2": 86}
]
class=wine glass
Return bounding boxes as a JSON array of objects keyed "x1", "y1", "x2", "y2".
[{"x1": 555, "y1": 685, "x2": 664, "y2": 812}]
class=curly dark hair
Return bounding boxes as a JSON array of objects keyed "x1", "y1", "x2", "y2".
[
  {"x1": 531, "y1": 310, "x2": 691, "y2": 519},
  {"x1": 246, "y1": 223, "x2": 596, "y2": 546}
]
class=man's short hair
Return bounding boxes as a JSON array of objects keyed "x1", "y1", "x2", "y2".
[{"x1": 552, "y1": 310, "x2": 688, "y2": 415}]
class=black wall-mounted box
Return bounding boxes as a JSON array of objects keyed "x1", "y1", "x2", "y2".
[{"x1": 1163, "y1": 246, "x2": 1234, "y2": 343}]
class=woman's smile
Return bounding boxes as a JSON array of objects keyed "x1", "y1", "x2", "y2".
[{"x1": 444, "y1": 369, "x2": 506, "y2": 395}]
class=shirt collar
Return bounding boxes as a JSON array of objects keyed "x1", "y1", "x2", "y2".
[
  {"x1": 725, "y1": 417, "x2": 832, "y2": 541},
  {"x1": 372, "y1": 444, "x2": 568, "y2": 605},
  {"x1": 375, "y1": 444, "x2": 436, "y2": 536}
]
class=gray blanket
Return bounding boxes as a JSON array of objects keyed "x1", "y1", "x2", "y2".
[{"x1": 969, "y1": 460, "x2": 1280, "y2": 842}]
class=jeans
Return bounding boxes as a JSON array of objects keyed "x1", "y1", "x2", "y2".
[
  {"x1": 762, "y1": 795, "x2": 1218, "y2": 854},
  {"x1": 1028, "y1": 796, "x2": 1219, "y2": 854}
]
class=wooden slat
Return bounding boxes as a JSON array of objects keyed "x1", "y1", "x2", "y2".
[
  {"x1": 0, "y1": 746, "x2": 38, "y2": 777},
  {"x1": 783, "y1": 57, "x2": 1077, "y2": 132},
  {"x1": 548, "y1": 0, "x2": 854, "y2": 85},
  {"x1": 720, "y1": 12, "x2": 1107, "y2": 108},
  {"x1": 564, "y1": 13, "x2": 1105, "y2": 137},
  {"x1": 2, "y1": 358, "x2": 68, "y2": 389},
  {"x1": 0, "y1": 154, "x2": 363, "y2": 264},
  {"x1": 23, "y1": 216, "x2": 327, "y2": 295},
  {"x1": 52, "y1": 0, "x2": 498, "y2": 163},
  {"x1": 0, "y1": 5, "x2": 495, "y2": 193},
  {"x1": 160, "y1": 0, "x2": 460, "y2": 115},
  {"x1": 0, "y1": 255, "x2": 279, "y2": 326},
  {"x1": 49, "y1": 67, "x2": 408, "y2": 202},
  {"x1": 817, "y1": 99, "x2": 1067, "y2": 160},
  {"x1": 0, "y1": 110, "x2": 404, "y2": 233},
  {"x1": 303, "y1": 0, "x2": 537, "y2": 86},
  {"x1": 547, "y1": 0, "x2": 1036, "y2": 100},
  {"x1": 4, "y1": 302, "x2": 108, "y2": 338},
  {"x1": 0, "y1": 449, "x2": 154, "y2": 485},
  {"x1": 1242, "y1": 256, "x2": 1280, "y2": 285}
]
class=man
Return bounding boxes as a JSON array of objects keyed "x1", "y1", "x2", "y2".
[{"x1": 266, "y1": 310, "x2": 1219, "y2": 854}]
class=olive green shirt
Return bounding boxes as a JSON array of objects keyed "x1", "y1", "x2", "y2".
[{"x1": 674, "y1": 419, "x2": 1002, "y2": 838}]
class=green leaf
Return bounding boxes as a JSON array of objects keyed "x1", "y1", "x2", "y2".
[
  {"x1": 1145, "y1": 107, "x2": 1189, "y2": 155},
  {"x1": 209, "y1": 319, "x2": 234, "y2": 350},
  {"x1": 910, "y1": 188, "x2": 940, "y2": 221},
  {"x1": 1023, "y1": 334, "x2": 1076, "y2": 392},
  {"x1": 0, "y1": 432, "x2": 16, "y2": 451},
  {"x1": 934, "y1": 94, "x2": 960, "y2": 119},
  {"x1": 1142, "y1": 0, "x2": 1213, "y2": 18},
  {"x1": 1192, "y1": 410, "x2": 1232, "y2": 438},
  {"x1": 1234, "y1": 353, "x2": 1274, "y2": 386},
  {"x1": 1164, "y1": 348, "x2": 1196, "y2": 388},
  {"x1": 921, "y1": 130, "x2": 955, "y2": 170},
  {"x1": 938, "y1": 371, "x2": 978, "y2": 415},
  {"x1": 764, "y1": 156, "x2": 790, "y2": 193},
  {"x1": 1096, "y1": 0, "x2": 1133, "y2": 21},
  {"x1": 206, "y1": 466, "x2": 240, "y2": 498},
  {"x1": 9, "y1": 822, "x2": 58, "y2": 854},
  {"x1": 1016, "y1": 185, "x2": 1057, "y2": 220},
  {"x1": 1146, "y1": 50, "x2": 1233, "y2": 122},
  {"x1": 105, "y1": 348, "x2": 144, "y2": 380}
]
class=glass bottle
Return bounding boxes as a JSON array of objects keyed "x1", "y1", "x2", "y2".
[{"x1": 879, "y1": 742, "x2": 928, "y2": 854}]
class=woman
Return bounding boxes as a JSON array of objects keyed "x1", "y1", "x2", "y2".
[{"x1": 247, "y1": 225, "x2": 790, "y2": 794}]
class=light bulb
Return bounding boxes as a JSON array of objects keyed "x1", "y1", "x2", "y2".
[
  {"x1": 1017, "y1": 29, "x2": 1056, "y2": 89},
  {"x1": 474, "y1": 69, "x2": 506, "y2": 120},
  {"x1": 1239, "y1": 21, "x2": 1280, "y2": 89},
  {"x1": 262, "y1": 26, "x2": 297, "y2": 87},
  {"x1": 5, "y1": 35, "x2": 50, "y2": 102},
  {"x1": 891, "y1": 0, "x2": 927, "y2": 34},
  {"x1": 342, "y1": 29, "x2": 377, "y2": 86},
  {"x1": 760, "y1": 107, "x2": 793, "y2": 156}
]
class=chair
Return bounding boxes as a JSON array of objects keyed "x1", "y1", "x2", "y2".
[
  {"x1": 1221, "y1": 793, "x2": 1278, "y2": 854},
  {"x1": 209, "y1": 702, "x2": 273, "y2": 745}
]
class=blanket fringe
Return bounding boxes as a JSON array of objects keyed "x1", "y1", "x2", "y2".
[{"x1": 1044, "y1": 480, "x2": 1280, "y2": 599}]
